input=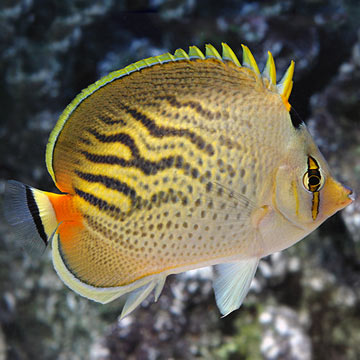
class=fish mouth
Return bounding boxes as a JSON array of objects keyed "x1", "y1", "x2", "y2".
[{"x1": 345, "y1": 185, "x2": 356, "y2": 202}]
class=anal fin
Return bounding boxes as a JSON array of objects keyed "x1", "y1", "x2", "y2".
[
  {"x1": 154, "y1": 275, "x2": 166, "y2": 302},
  {"x1": 213, "y1": 257, "x2": 259, "y2": 317},
  {"x1": 120, "y1": 281, "x2": 157, "y2": 320}
]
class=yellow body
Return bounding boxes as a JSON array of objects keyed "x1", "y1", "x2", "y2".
[
  {"x1": 4, "y1": 44, "x2": 354, "y2": 318},
  {"x1": 51, "y1": 57, "x2": 294, "y2": 287}
]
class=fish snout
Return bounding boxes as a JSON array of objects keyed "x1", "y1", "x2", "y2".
[{"x1": 320, "y1": 177, "x2": 354, "y2": 218}]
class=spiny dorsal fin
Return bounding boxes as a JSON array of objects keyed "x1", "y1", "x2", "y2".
[
  {"x1": 262, "y1": 51, "x2": 276, "y2": 86},
  {"x1": 277, "y1": 60, "x2": 295, "y2": 108},
  {"x1": 205, "y1": 44, "x2": 222, "y2": 60},
  {"x1": 189, "y1": 46, "x2": 205, "y2": 59},
  {"x1": 47, "y1": 43, "x2": 295, "y2": 183},
  {"x1": 92, "y1": 43, "x2": 295, "y2": 108},
  {"x1": 241, "y1": 44, "x2": 260, "y2": 75},
  {"x1": 221, "y1": 43, "x2": 241, "y2": 66},
  {"x1": 173, "y1": 44, "x2": 294, "y2": 107},
  {"x1": 174, "y1": 48, "x2": 190, "y2": 60}
]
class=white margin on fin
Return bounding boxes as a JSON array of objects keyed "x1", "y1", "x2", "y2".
[
  {"x1": 120, "y1": 281, "x2": 156, "y2": 320},
  {"x1": 213, "y1": 257, "x2": 259, "y2": 317},
  {"x1": 154, "y1": 275, "x2": 166, "y2": 302},
  {"x1": 52, "y1": 233, "x2": 129, "y2": 304}
]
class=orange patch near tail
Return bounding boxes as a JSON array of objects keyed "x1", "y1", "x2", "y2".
[{"x1": 47, "y1": 192, "x2": 83, "y2": 245}]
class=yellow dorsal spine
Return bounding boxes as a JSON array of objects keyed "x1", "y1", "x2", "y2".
[
  {"x1": 277, "y1": 60, "x2": 295, "y2": 100},
  {"x1": 241, "y1": 44, "x2": 260, "y2": 75},
  {"x1": 174, "y1": 48, "x2": 190, "y2": 60},
  {"x1": 155, "y1": 53, "x2": 176, "y2": 64},
  {"x1": 262, "y1": 51, "x2": 276, "y2": 86},
  {"x1": 221, "y1": 43, "x2": 241, "y2": 66},
  {"x1": 188, "y1": 46, "x2": 205, "y2": 59},
  {"x1": 277, "y1": 60, "x2": 295, "y2": 111},
  {"x1": 205, "y1": 44, "x2": 222, "y2": 60}
]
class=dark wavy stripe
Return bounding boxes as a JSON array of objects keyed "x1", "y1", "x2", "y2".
[
  {"x1": 155, "y1": 94, "x2": 222, "y2": 120},
  {"x1": 80, "y1": 150, "x2": 180, "y2": 176},
  {"x1": 86, "y1": 128, "x2": 139, "y2": 156},
  {"x1": 74, "y1": 188, "x2": 122, "y2": 213},
  {"x1": 78, "y1": 137, "x2": 92, "y2": 146},
  {"x1": 75, "y1": 170, "x2": 137, "y2": 199},
  {"x1": 25, "y1": 186, "x2": 47, "y2": 246},
  {"x1": 121, "y1": 104, "x2": 214, "y2": 156},
  {"x1": 98, "y1": 114, "x2": 126, "y2": 126}
]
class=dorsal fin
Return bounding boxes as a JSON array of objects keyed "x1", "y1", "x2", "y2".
[
  {"x1": 174, "y1": 48, "x2": 190, "y2": 60},
  {"x1": 277, "y1": 60, "x2": 295, "y2": 111},
  {"x1": 221, "y1": 43, "x2": 241, "y2": 66},
  {"x1": 46, "y1": 43, "x2": 295, "y2": 184},
  {"x1": 241, "y1": 44, "x2": 260, "y2": 75},
  {"x1": 205, "y1": 44, "x2": 222, "y2": 60},
  {"x1": 188, "y1": 46, "x2": 205, "y2": 59},
  {"x1": 262, "y1": 51, "x2": 276, "y2": 86}
]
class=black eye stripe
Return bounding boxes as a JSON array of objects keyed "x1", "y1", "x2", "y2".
[
  {"x1": 305, "y1": 156, "x2": 322, "y2": 193},
  {"x1": 308, "y1": 169, "x2": 321, "y2": 178}
]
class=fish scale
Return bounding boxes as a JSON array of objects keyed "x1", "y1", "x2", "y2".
[{"x1": 4, "y1": 43, "x2": 354, "y2": 318}]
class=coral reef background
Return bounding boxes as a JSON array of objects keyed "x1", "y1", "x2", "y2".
[{"x1": 0, "y1": 1, "x2": 359, "y2": 359}]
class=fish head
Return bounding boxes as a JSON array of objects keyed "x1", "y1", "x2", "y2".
[{"x1": 273, "y1": 126, "x2": 354, "y2": 232}]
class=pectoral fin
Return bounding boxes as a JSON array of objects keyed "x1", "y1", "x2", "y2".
[{"x1": 213, "y1": 258, "x2": 259, "y2": 317}]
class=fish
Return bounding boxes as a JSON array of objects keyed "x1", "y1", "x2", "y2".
[{"x1": 3, "y1": 43, "x2": 355, "y2": 319}]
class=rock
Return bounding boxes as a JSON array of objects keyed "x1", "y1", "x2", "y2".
[{"x1": 259, "y1": 306, "x2": 311, "y2": 360}]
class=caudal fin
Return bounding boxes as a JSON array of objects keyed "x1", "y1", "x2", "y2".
[{"x1": 3, "y1": 180, "x2": 59, "y2": 254}]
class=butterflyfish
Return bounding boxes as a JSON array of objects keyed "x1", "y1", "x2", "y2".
[{"x1": 3, "y1": 43, "x2": 355, "y2": 318}]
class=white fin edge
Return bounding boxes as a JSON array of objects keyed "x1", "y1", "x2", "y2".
[
  {"x1": 213, "y1": 257, "x2": 259, "y2": 317},
  {"x1": 154, "y1": 275, "x2": 166, "y2": 302},
  {"x1": 120, "y1": 281, "x2": 157, "y2": 320},
  {"x1": 52, "y1": 234, "x2": 127, "y2": 303},
  {"x1": 52, "y1": 233, "x2": 166, "y2": 306}
]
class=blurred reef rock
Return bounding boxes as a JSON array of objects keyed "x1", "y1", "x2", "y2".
[{"x1": 0, "y1": 0, "x2": 359, "y2": 359}]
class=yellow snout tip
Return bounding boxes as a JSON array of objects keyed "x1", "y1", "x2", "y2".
[{"x1": 321, "y1": 178, "x2": 354, "y2": 219}]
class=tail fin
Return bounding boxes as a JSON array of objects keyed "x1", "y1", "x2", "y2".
[{"x1": 3, "y1": 180, "x2": 59, "y2": 254}]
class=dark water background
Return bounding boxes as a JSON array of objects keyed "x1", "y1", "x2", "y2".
[{"x1": 0, "y1": 1, "x2": 359, "y2": 359}]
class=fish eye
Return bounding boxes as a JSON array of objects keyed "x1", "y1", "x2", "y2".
[
  {"x1": 302, "y1": 156, "x2": 325, "y2": 193},
  {"x1": 303, "y1": 171, "x2": 324, "y2": 192}
]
